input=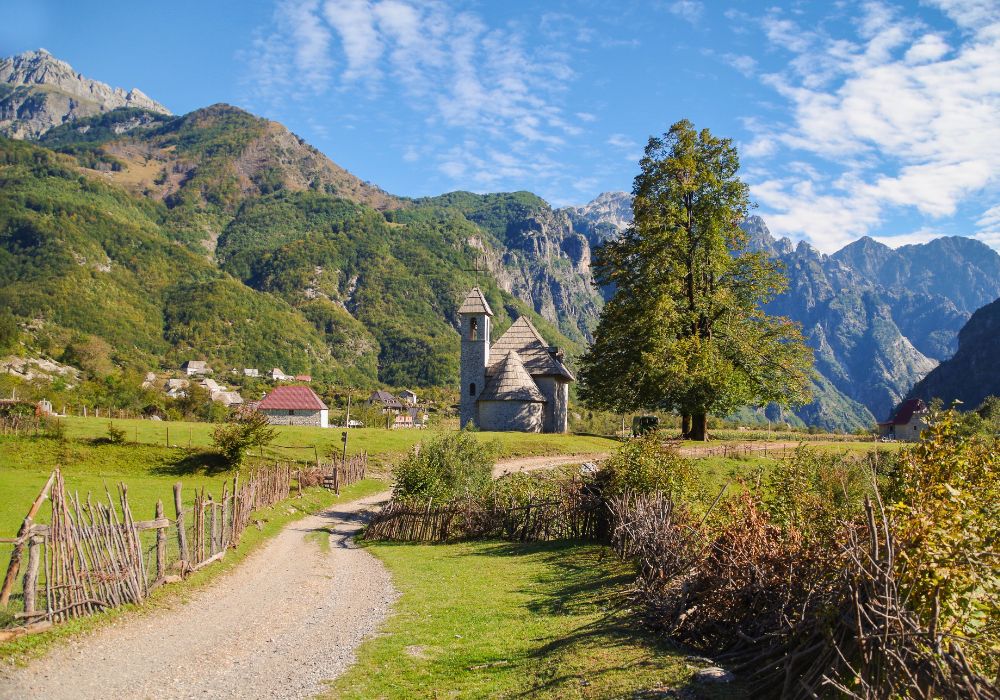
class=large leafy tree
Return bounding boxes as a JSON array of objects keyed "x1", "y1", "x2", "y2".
[{"x1": 579, "y1": 119, "x2": 813, "y2": 440}]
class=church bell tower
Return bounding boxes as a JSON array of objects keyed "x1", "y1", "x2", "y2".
[{"x1": 458, "y1": 287, "x2": 493, "y2": 429}]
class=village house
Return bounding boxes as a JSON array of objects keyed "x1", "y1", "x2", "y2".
[
  {"x1": 368, "y1": 390, "x2": 404, "y2": 413},
  {"x1": 258, "y1": 385, "x2": 329, "y2": 428},
  {"x1": 270, "y1": 368, "x2": 290, "y2": 381},
  {"x1": 459, "y1": 287, "x2": 573, "y2": 433},
  {"x1": 392, "y1": 412, "x2": 413, "y2": 429},
  {"x1": 165, "y1": 378, "x2": 189, "y2": 399},
  {"x1": 212, "y1": 391, "x2": 243, "y2": 407},
  {"x1": 181, "y1": 360, "x2": 211, "y2": 376},
  {"x1": 200, "y1": 378, "x2": 222, "y2": 394},
  {"x1": 399, "y1": 389, "x2": 418, "y2": 406},
  {"x1": 294, "y1": 374, "x2": 312, "y2": 383},
  {"x1": 878, "y1": 398, "x2": 928, "y2": 442},
  {"x1": 243, "y1": 368, "x2": 260, "y2": 378}
]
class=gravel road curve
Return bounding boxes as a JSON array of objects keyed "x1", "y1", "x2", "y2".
[
  {"x1": 492, "y1": 452, "x2": 610, "y2": 477},
  {"x1": 0, "y1": 490, "x2": 397, "y2": 700}
]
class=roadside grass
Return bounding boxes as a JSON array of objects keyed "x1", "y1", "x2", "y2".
[
  {"x1": 0, "y1": 478, "x2": 387, "y2": 664},
  {"x1": 325, "y1": 540, "x2": 741, "y2": 700}
]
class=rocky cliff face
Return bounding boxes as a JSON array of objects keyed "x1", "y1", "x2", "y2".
[
  {"x1": 0, "y1": 50, "x2": 170, "y2": 139},
  {"x1": 906, "y1": 296, "x2": 1000, "y2": 408},
  {"x1": 564, "y1": 190, "x2": 633, "y2": 244}
]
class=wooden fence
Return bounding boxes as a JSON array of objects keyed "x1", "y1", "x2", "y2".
[
  {"x1": 295, "y1": 452, "x2": 368, "y2": 494},
  {"x1": 364, "y1": 479, "x2": 605, "y2": 544},
  {"x1": 0, "y1": 463, "x2": 293, "y2": 633}
]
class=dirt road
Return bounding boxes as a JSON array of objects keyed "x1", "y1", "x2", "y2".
[
  {"x1": 492, "y1": 452, "x2": 609, "y2": 477},
  {"x1": 0, "y1": 490, "x2": 397, "y2": 700}
]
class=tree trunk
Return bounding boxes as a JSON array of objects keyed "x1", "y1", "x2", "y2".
[
  {"x1": 690, "y1": 413, "x2": 708, "y2": 441},
  {"x1": 681, "y1": 414, "x2": 691, "y2": 438}
]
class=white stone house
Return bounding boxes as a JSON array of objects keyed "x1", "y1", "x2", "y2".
[
  {"x1": 399, "y1": 389, "x2": 418, "y2": 406},
  {"x1": 270, "y1": 368, "x2": 290, "y2": 381},
  {"x1": 182, "y1": 360, "x2": 211, "y2": 376},
  {"x1": 458, "y1": 287, "x2": 574, "y2": 433},
  {"x1": 243, "y1": 368, "x2": 260, "y2": 378},
  {"x1": 258, "y1": 385, "x2": 328, "y2": 428}
]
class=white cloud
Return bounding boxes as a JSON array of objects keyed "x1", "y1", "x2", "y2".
[
  {"x1": 723, "y1": 53, "x2": 757, "y2": 76},
  {"x1": 872, "y1": 228, "x2": 946, "y2": 247},
  {"x1": 244, "y1": 0, "x2": 591, "y2": 195},
  {"x1": 667, "y1": 1, "x2": 703, "y2": 25},
  {"x1": 746, "y1": 1, "x2": 1000, "y2": 252},
  {"x1": 975, "y1": 203, "x2": 1000, "y2": 250}
]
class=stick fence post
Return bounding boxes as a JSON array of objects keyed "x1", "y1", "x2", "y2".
[
  {"x1": 155, "y1": 499, "x2": 166, "y2": 581},
  {"x1": 173, "y1": 483, "x2": 189, "y2": 568},
  {"x1": 22, "y1": 535, "x2": 42, "y2": 615}
]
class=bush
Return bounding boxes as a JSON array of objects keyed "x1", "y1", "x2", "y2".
[
  {"x1": 601, "y1": 433, "x2": 696, "y2": 500},
  {"x1": 211, "y1": 411, "x2": 277, "y2": 468},
  {"x1": 106, "y1": 422, "x2": 126, "y2": 444},
  {"x1": 393, "y1": 429, "x2": 498, "y2": 500}
]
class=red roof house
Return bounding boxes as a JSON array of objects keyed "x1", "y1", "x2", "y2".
[
  {"x1": 877, "y1": 398, "x2": 927, "y2": 441},
  {"x1": 258, "y1": 386, "x2": 329, "y2": 428}
]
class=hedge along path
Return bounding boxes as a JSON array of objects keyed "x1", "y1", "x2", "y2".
[{"x1": 0, "y1": 488, "x2": 396, "y2": 700}]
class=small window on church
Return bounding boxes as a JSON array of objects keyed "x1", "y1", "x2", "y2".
[
  {"x1": 469, "y1": 382, "x2": 476, "y2": 396},
  {"x1": 469, "y1": 317, "x2": 478, "y2": 340}
]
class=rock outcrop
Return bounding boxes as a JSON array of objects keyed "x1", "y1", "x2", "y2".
[{"x1": 0, "y1": 49, "x2": 170, "y2": 139}]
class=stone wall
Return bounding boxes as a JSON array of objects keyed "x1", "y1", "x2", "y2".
[
  {"x1": 533, "y1": 376, "x2": 569, "y2": 433},
  {"x1": 478, "y1": 400, "x2": 544, "y2": 432},
  {"x1": 262, "y1": 408, "x2": 328, "y2": 428}
]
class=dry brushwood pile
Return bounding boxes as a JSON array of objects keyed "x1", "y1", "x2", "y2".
[{"x1": 607, "y1": 412, "x2": 999, "y2": 699}]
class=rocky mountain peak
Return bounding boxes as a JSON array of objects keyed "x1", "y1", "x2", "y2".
[
  {"x1": 565, "y1": 191, "x2": 634, "y2": 235},
  {"x1": 0, "y1": 49, "x2": 170, "y2": 139}
]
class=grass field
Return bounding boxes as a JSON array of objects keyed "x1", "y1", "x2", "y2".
[
  {"x1": 326, "y1": 540, "x2": 740, "y2": 699},
  {"x1": 51, "y1": 416, "x2": 619, "y2": 464}
]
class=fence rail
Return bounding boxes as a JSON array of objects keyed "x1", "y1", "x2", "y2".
[
  {"x1": 364, "y1": 478, "x2": 605, "y2": 544},
  {"x1": 0, "y1": 462, "x2": 294, "y2": 633}
]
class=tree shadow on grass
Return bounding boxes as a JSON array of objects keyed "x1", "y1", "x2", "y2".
[
  {"x1": 150, "y1": 449, "x2": 230, "y2": 477},
  {"x1": 471, "y1": 540, "x2": 744, "y2": 700}
]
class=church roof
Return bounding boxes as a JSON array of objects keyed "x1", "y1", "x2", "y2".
[
  {"x1": 458, "y1": 287, "x2": 493, "y2": 317},
  {"x1": 478, "y1": 351, "x2": 546, "y2": 402},
  {"x1": 488, "y1": 317, "x2": 575, "y2": 381}
]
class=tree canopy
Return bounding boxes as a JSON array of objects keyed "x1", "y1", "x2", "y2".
[{"x1": 579, "y1": 119, "x2": 813, "y2": 439}]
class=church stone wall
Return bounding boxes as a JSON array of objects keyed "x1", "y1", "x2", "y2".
[
  {"x1": 459, "y1": 314, "x2": 489, "y2": 429},
  {"x1": 478, "y1": 400, "x2": 544, "y2": 432},
  {"x1": 533, "y1": 376, "x2": 569, "y2": 433}
]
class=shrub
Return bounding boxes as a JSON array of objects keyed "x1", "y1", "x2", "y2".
[
  {"x1": 393, "y1": 429, "x2": 498, "y2": 500},
  {"x1": 211, "y1": 411, "x2": 277, "y2": 468},
  {"x1": 601, "y1": 433, "x2": 695, "y2": 500},
  {"x1": 106, "y1": 422, "x2": 126, "y2": 445}
]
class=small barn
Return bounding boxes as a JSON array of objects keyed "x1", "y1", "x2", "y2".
[
  {"x1": 258, "y1": 385, "x2": 329, "y2": 428},
  {"x1": 182, "y1": 360, "x2": 211, "y2": 376},
  {"x1": 878, "y1": 398, "x2": 928, "y2": 441}
]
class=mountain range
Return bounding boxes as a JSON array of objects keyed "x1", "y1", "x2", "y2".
[{"x1": 2, "y1": 49, "x2": 997, "y2": 430}]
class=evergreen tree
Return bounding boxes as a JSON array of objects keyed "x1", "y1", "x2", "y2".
[{"x1": 579, "y1": 119, "x2": 813, "y2": 440}]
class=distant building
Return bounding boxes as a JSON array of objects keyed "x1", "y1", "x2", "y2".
[
  {"x1": 270, "y1": 368, "x2": 290, "y2": 381},
  {"x1": 259, "y1": 385, "x2": 329, "y2": 428},
  {"x1": 243, "y1": 368, "x2": 260, "y2": 378},
  {"x1": 399, "y1": 389, "x2": 418, "y2": 406},
  {"x1": 200, "y1": 378, "x2": 222, "y2": 394},
  {"x1": 368, "y1": 390, "x2": 404, "y2": 413},
  {"x1": 294, "y1": 374, "x2": 312, "y2": 383},
  {"x1": 182, "y1": 360, "x2": 211, "y2": 376},
  {"x1": 213, "y1": 391, "x2": 244, "y2": 407},
  {"x1": 458, "y1": 287, "x2": 573, "y2": 433},
  {"x1": 392, "y1": 413, "x2": 413, "y2": 429},
  {"x1": 878, "y1": 398, "x2": 928, "y2": 441},
  {"x1": 165, "y1": 378, "x2": 189, "y2": 399}
]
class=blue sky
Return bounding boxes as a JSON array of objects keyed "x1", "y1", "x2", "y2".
[{"x1": 3, "y1": 0, "x2": 999, "y2": 252}]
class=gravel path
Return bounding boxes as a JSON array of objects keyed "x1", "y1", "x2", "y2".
[
  {"x1": 492, "y1": 452, "x2": 609, "y2": 477},
  {"x1": 0, "y1": 490, "x2": 397, "y2": 700}
]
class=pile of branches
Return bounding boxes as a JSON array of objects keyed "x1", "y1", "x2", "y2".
[{"x1": 608, "y1": 490, "x2": 998, "y2": 699}]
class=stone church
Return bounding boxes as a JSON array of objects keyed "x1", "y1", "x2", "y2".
[{"x1": 458, "y1": 287, "x2": 574, "y2": 433}]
